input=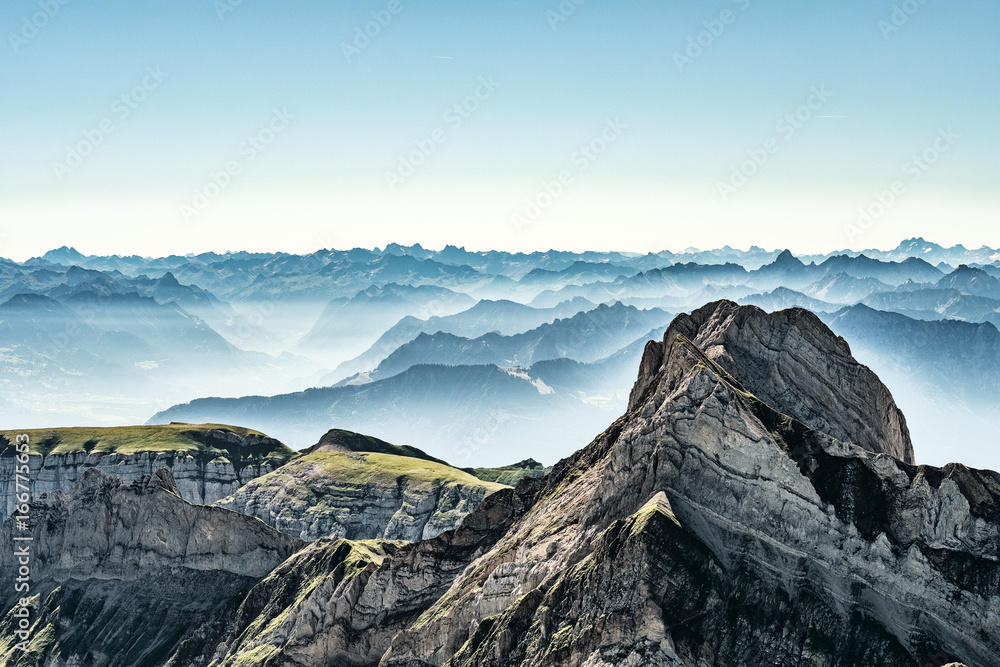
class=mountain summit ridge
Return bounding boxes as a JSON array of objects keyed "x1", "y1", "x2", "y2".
[{"x1": 629, "y1": 300, "x2": 914, "y2": 463}]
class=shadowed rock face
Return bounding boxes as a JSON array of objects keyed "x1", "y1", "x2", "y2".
[
  {"x1": 2, "y1": 301, "x2": 995, "y2": 666},
  {"x1": 5, "y1": 468, "x2": 302, "y2": 580},
  {"x1": 0, "y1": 468, "x2": 303, "y2": 666}
]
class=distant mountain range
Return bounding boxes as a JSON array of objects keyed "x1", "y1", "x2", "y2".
[
  {"x1": 325, "y1": 296, "x2": 596, "y2": 383},
  {"x1": 34, "y1": 236, "x2": 1000, "y2": 277},
  {"x1": 354, "y1": 302, "x2": 672, "y2": 383},
  {"x1": 149, "y1": 351, "x2": 647, "y2": 467},
  {"x1": 292, "y1": 282, "x2": 476, "y2": 366},
  {"x1": 822, "y1": 304, "x2": 1000, "y2": 471},
  {"x1": 3, "y1": 240, "x2": 999, "y2": 468}
]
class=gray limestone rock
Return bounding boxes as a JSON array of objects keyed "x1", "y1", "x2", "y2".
[
  {"x1": 0, "y1": 426, "x2": 294, "y2": 519},
  {"x1": 215, "y1": 447, "x2": 506, "y2": 542},
  {"x1": 629, "y1": 300, "x2": 915, "y2": 463},
  {"x1": 0, "y1": 467, "x2": 302, "y2": 666}
]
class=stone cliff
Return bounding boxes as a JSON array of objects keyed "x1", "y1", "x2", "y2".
[
  {"x1": 0, "y1": 423, "x2": 296, "y2": 519},
  {"x1": 0, "y1": 468, "x2": 301, "y2": 665}
]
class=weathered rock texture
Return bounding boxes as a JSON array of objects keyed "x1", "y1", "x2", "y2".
[
  {"x1": 192, "y1": 479, "x2": 543, "y2": 667},
  {"x1": 0, "y1": 468, "x2": 302, "y2": 666},
  {"x1": 0, "y1": 424, "x2": 295, "y2": 519},
  {"x1": 216, "y1": 429, "x2": 507, "y2": 541},
  {"x1": 628, "y1": 300, "x2": 915, "y2": 463},
  {"x1": 2, "y1": 301, "x2": 997, "y2": 666}
]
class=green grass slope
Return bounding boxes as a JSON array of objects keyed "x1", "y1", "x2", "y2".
[
  {"x1": 0, "y1": 422, "x2": 296, "y2": 463},
  {"x1": 303, "y1": 428, "x2": 452, "y2": 465},
  {"x1": 243, "y1": 449, "x2": 508, "y2": 500}
]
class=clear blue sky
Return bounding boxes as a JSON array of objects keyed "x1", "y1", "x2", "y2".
[{"x1": 1, "y1": 0, "x2": 997, "y2": 259}]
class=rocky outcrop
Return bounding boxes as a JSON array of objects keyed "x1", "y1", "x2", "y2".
[
  {"x1": 628, "y1": 300, "x2": 915, "y2": 462},
  {"x1": 196, "y1": 302, "x2": 988, "y2": 667},
  {"x1": 462, "y1": 458, "x2": 550, "y2": 486},
  {"x1": 191, "y1": 478, "x2": 545, "y2": 667},
  {"x1": 0, "y1": 424, "x2": 295, "y2": 519},
  {"x1": 215, "y1": 430, "x2": 507, "y2": 541},
  {"x1": 0, "y1": 467, "x2": 302, "y2": 665}
]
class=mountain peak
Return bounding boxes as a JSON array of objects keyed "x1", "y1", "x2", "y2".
[
  {"x1": 307, "y1": 428, "x2": 449, "y2": 465},
  {"x1": 629, "y1": 300, "x2": 913, "y2": 462},
  {"x1": 41, "y1": 246, "x2": 87, "y2": 264},
  {"x1": 158, "y1": 271, "x2": 181, "y2": 287},
  {"x1": 760, "y1": 249, "x2": 805, "y2": 271},
  {"x1": 936, "y1": 262, "x2": 1000, "y2": 298}
]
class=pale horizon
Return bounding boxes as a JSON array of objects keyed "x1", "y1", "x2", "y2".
[{"x1": 2, "y1": 0, "x2": 996, "y2": 263}]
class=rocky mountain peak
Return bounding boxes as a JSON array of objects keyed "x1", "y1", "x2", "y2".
[
  {"x1": 157, "y1": 271, "x2": 182, "y2": 287},
  {"x1": 40, "y1": 246, "x2": 87, "y2": 264},
  {"x1": 374, "y1": 300, "x2": 994, "y2": 666},
  {"x1": 629, "y1": 299, "x2": 915, "y2": 462},
  {"x1": 773, "y1": 248, "x2": 801, "y2": 265}
]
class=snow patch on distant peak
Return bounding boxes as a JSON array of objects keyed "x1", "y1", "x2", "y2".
[
  {"x1": 345, "y1": 372, "x2": 374, "y2": 386},
  {"x1": 501, "y1": 367, "x2": 554, "y2": 395},
  {"x1": 532, "y1": 378, "x2": 554, "y2": 395}
]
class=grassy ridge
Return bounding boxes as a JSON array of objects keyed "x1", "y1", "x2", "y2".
[
  {"x1": 310, "y1": 451, "x2": 508, "y2": 490},
  {"x1": 464, "y1": 459, "x2": 551, "y2": 486},
  {"x1": 0, "y1": 423, "x2": 296, "y2": 461},
  {"x1": 241, "y1": 450, "x2": 509, "y2": 499},
  {"x1": 306, "y1": 429, "x2": 451, "y2": 466}
]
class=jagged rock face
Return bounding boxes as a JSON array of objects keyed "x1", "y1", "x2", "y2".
[
  {"x1": 0, "y1": 468, "x2": 302, "y2": 666},
  {"x1": 0, "y1": 428, "x2": 292, "y2": 519},
  {"x1": 629, "y1": 300, "x2": 915, "y2": 463},
  {"x1": 176, "y1": 477, "x2": 545, "y2": 667},
  {"x1": 215, "y1": 449, "x2": 506, "y2": 541},
  {"x1": 3, "y1": 468, "x2": 302, "y2": 580},
  {"x1": 0, "y1": 451, "x2": 282, "y2": 520}
]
